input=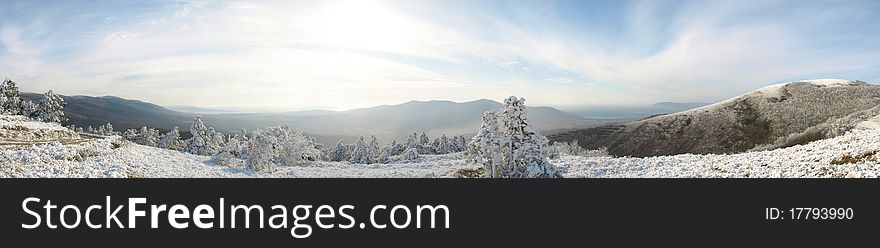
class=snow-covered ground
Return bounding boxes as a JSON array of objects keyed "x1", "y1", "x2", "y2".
[
  {"x1": 0, "y1": 137, "x2": 476, "y2": 178},
  {"x1": 0, "y1": 114, "x2": 81, "y2": 146},
  {"x1": 3, "y1": 112, "x2": 880, "y2": 178},
  {"x1": 3, "y1": 128, "x2": 879, "y2": 178},
  {"x1": 557, "y1": 129, "x2": 880, "y2": 178}
]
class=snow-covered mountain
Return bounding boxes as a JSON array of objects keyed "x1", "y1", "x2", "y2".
[{"x1": 550, "y1": 79, "x2": 880, "y2": 157}]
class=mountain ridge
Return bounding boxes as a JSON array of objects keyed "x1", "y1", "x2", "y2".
[{"x1": 549, "y1": 79, "x2": 880, "y2": 157}]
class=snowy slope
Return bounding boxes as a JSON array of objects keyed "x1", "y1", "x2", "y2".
[
  {"x1": 550, "y1": 79, "x2": 880, "y2": 157},
  {"x1": 0, "y1": 138, "x2": 475, "y2": 178},
  {"x1": 4, "y1": 127, "x2": 880, "y2": 178},
  {"x1": 0, "y1": 114, "x2": 82, "y2": 145},
  {"x1": 557, "y1": 128, "x2": 880, "y2": 178}
]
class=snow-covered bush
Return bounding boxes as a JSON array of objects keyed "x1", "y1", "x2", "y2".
[
  {"x1": 157, "y1": 127, "x2": 182, "y2": 150},
  {"x1": 467, "y1": 96, "x2": 561, "y2": 178},
  {"x1": 400, "y1": 147, "x2": 421, "y2": 162},
  {"x1": 550, "y1": 140, "x2": 609, "y2": 158},
  {"x1": 239, "y1": 126, "x2": 322, "y2": 172},
  {"x1": 181, "y1": 117, "x2": 227, "y2": 155}
]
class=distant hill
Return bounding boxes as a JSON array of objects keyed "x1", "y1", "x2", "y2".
[
  {"x1": 22, "y1": 93, "x2": 604, "y2": 145},
  {"x1": 200, "y1": 99, "x2": 605, "y2": 144},
  {"x1": 21, "y1": 93, "x2": 193, "y2": 132},
  {"x1": 550, "y1": 79, "x2": 880, "y2": 157}
]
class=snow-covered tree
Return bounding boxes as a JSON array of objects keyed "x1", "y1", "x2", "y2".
[
  {"x1": 496, "y1": 96, "x2": 559, "y2": 178},
  {"x1": 158, "y1": 127, "x2": 182, "y2": 150},
  {"x1": 0, "y1": 78, "x2": 23, "y2": 115},
  {"x1": 212, "y1": 129, "x2": 247, "y2": 166},
  {"x1": 184, "y1": 116, "x2": 223, "y2": 155},
  {"x1": 97, "y1": 122, "x2": 114, "y2": 136},
  {"x1": 21, "y1": 100, "x2": 39, "y2": 119},
  {"x1": 35, "y1": 90, "x2": 66, "y2": 123},
  {"x1": 135, "y1": 126, "x2": 160, "y2": 147},
  {"x1": 467, "y1": 110, "x2": 505, "y2": 177},
  {"x1": 274, "y1": 126, "x2": 321, "y2": 165},
  {"x1": 389, "y1": 140, "x2": 406, "y2": 156},
  {"x1": 401, "y1": 147, "x2": 420, "y2": 162},
  {"x1": 376, "y1": 145, "x2": 391, "y2": 164},
  {"x1": 348, "y1": 136, "x2": 371, "y2": 164},
  {"x1": 435, "y1": 134, "x2": 452, "y2": 154},
  {"x1": 240, "y1": 126, "x2": 322, "y2": 171},
  {"x1": 123, "y1": 129, "x2": 140, "y2": 141},
  {"x1": 242, "y1": 128, "x2": 276, "y2": 172},
  {"x1": 467, "y1": 96, "x2": 560, "y2": 178},
  {"x1": 418, "y1": 132, "x2": 434, "y2": 154},
  {"x1": 328, "y1": 139, "x2": 351, "y2": 162},
  {"x1": 367, "y1": 135, "x2": 380, "y2": 163}
]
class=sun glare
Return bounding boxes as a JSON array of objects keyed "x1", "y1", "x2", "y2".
[{"x1": 314, "y1": 0, "x2": 412, "y2": 50}]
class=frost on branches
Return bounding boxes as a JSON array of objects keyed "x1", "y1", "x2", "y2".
[
  {"x1": 241, "y1": 126, "x2": 322, "y2": 172},
  {"x1": 0, "y1": 78, "x2": 23, "y2": 115},
  {"x1": 36, "y1": 90, "x2": 67, "y2": 123},
  {"x1": 467, "y1": 96, "x2": 561, "y2": 178}
]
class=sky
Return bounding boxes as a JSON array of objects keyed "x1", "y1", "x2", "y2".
[{"x1": 1, "y1": 0, "x2": 879, "y2": 111}]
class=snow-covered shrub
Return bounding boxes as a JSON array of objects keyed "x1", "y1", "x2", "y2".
[
  {"x1": 550, "y1": 140, "x2": 609, "y2": 158},
  {"x1": 239, "y1": 126, "x2": 322, "y2": 172},
  {"x1": 467, "y1": 96, "x2": 561, "y2": 178},
  {"x1": 135, "y1": 126, "x2": 160, "y2": 147},
  {"x1": 157, "y1": 127, "x2": 182, "y2": 150},
  {"x1": 182, "y1": 117, "x2": 227, "y2": 155},
  {"x1": 400, "y1": 147, "x2": 421, "y2": 162}
]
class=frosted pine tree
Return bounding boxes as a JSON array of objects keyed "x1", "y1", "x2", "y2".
[
  {"x1": 376, "y1": 145, "x2": 391, "y2": 164},
  {"x1": 401, "y1": 147, "x2": 421, "y2": 162},
  {"x1": 348, "y1": 136, "x2": 370, "y2": 164},
  {"x1": 242, "y1": 128, "x2": 276, "y2": 172},
  {"x1": 185, "y1": 116, "x2": 210, "y2": 155},
  {"x1": 405, "y1": 132, "x2": 419, "y2": 151},
  {"x1": 390, "y1": 140, "x2": 406, "y2": 156},
  {"x1": 435, "y1": 134, "x2": 452, "y2": 154},
  {"x1": 418, "y1": 132, "x2": 434, "y2": 154},
  {"x1": 36, "y1": 90, "x2": 66, "y2": 123},
  {"x1": 497, "y1": 96, "x2": 559, "y2": 178},
  {"x1": 367, "y1": 135, "x2": 380, "y2": 163},
  {"x1": 137, "y1": 127, "x2": 160, "y2": 147},
  {"x1": 467, "y1": 110, "x2": 504, "y2": 177},
  {"x1": 21, "y1": 100, "x2": 39, "y2": 120},
  {"x1": 274, "y1": 126, "x2": 322, "y2": 165},
  {"x1": 328, "y1": 139, "x2": 350, "y2": 162},
  {"x1": 0, "y1": 78, "x2": 23, "y2": 115},
  {"x1": 157, "y1": 127, "x2": 182, "y2": 150},
  {"x1": 122, "y1": 129, "x2": 139, "y2": 141}
]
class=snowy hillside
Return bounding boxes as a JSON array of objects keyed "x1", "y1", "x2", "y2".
[
  {"x1": 4, "y1": 126, "x2": 880, "y2": 178},
  {"x1": 0, "y1": 137, "x2": 476, "y2": 178},
  {"x1": 550, "y1": 79, "x2": 880, "y2": 157}
]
